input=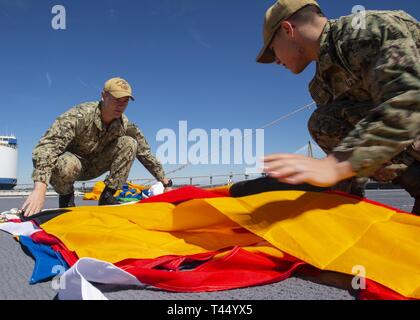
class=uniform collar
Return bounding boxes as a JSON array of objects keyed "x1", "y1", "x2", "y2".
[
  {"x1": 95, "y1": 101, "x2": 127, "y2": 133},
  {"x1": 316, "y1": 20, "x2": 335, "y2": 74}
]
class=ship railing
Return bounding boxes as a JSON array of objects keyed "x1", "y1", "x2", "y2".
[
  {"x1": 0, "y1": 143, "x2": 18, "y2": 150},
  {"x1": 12, "y1": 173, "x2": 267, "y2": 193}
]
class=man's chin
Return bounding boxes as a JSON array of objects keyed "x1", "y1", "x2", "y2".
[
  {"x1": 290, "y1": 69, "x2": 302, "y2": 75},
  {"x1": 290, "y1": 66, "x2": 306, "y2": 75},
  {"x1": 289, "y1": 60, "x2": 312, "y2": 74}
]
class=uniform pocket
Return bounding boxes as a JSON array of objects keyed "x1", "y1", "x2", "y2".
[{"x1": 309, "y1": 78, "x2": 333, "y2": 106}]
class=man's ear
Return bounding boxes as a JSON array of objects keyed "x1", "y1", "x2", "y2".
[{"x1": 281, "y1": 21, "x2": 295, "y2": 39}]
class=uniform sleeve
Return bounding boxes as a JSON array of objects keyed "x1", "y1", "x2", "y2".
[
  {"x1": 32, "y1": 111, "x2": 78, "y2": 184},
  {"x1": 333, "y1": 20, "x2": 420, "y2": 176},
  {"x1": 126, "y1": 122, "x2": 166, "y2": 181}
]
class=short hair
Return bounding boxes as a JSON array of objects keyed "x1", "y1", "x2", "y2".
[{"x1": 288, "y1": 5, "x2": 325, "y2": 24}]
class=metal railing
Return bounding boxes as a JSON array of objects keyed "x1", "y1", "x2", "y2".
[
  {"x1": 0, "y1": 143, "x2": 18, "y2": 150},
  {"x1": 10, "y1": 172, "x2": 267, "y2": 192}
]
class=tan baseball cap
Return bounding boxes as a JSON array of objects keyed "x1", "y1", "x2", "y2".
[
  {"x1": 103, "y1": 77, "x2": 135, "y2": 100},
  {"x1": 256, "y1": 0, "x2": 320, "y2": 64}
]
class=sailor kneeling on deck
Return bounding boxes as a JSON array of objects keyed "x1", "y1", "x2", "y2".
[{"x1": 22, "y1": 77, "x2": 172, "y2": 217}]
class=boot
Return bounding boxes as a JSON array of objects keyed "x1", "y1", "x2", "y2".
[
  {"x1": 392, "y1": 160, "x2": 420, "y2": 216},
  {"x1": 412, "y1": 198, "x2": 420, "y2": 216},
  {"x1": 331, "y1": 177, "x2": 367, "y2": 198},
  {"x1": 98, "y1": 186, "x2": 119, "y2": 206},
  {"x1": 59, "y1": 192, "x2": 75, "y2": 208}
]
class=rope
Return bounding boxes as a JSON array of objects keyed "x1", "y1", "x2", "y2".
[{"x1": 259, "y1": 102, "x2": 315, "y2": 130}]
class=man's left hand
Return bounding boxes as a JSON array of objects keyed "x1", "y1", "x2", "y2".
[
  {"x1": 161, "y1": 178, "x2": 173, "y2": 193},
  {"x1": 263, "y1": 154, "x2": 356, "y2": 187}
]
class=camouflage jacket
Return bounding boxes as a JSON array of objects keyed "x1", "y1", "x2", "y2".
[
  {"x1": 32, "y1": 101, "x2": 166, "y2": 184},
  {"x1": 310, "y1": 10, "x2": 420, "y2": 177}
]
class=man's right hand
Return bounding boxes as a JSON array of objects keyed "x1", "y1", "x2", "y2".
[{"x1": 21, "y1": 182, "x2": 47, "y2": 217}]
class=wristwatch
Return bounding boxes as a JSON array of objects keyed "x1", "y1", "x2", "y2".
[{"x1": 163, "y1": 179, "x2": 173, "y2": 188}]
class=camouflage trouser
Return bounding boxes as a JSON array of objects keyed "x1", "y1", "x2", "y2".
[
  {"x1": 50, "y1": 136, "x2": 137, "y2": 195},
  {"x1": 308, "y1": 102, "x2": 420, "y2": 204}
]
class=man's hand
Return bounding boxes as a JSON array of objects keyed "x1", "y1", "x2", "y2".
[
  {"x1": 263, "y1": 154, "x2": 356, "y2": 187},
  {"x1": 161, "y1": 178, "x2": 173, "y2": 193},
  {"x1": 21, "y1": 182, "x2": 47, "y2": 217}
]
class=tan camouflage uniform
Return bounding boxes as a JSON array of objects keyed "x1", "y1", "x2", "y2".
[
  {"x1": 308, "y1": 10, "x2": 420, "y2": 205},
  {"x1": 32, "y1": 101, "x2": 165, "y2": 195}
]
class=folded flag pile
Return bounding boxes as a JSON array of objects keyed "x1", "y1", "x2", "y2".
[
  {"x1": 1, "y1": 186, "x2": 419, "y2": 300},
  {"x1": 84, "y1": 181, "x2": 164, "y2": 203}
]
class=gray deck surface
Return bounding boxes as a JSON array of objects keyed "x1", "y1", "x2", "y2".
[{"x1": 0, "y1": 190, "x2": 414, "y2": 300}]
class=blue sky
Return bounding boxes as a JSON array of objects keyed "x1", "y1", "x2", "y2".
[{"x1": 1, "y1": 0, "x2": 419, "y2": 185}]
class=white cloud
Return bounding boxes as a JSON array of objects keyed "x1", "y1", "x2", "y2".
[
  {"x1": 46, "y1": 72, "x2": 52, "y2": 88},
  {"x1": 78, "y1": 78, "x2": 89, "y2": 89},
  {"x1": 190, "y1": 29, "x2": 212, "y2": 49}
]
